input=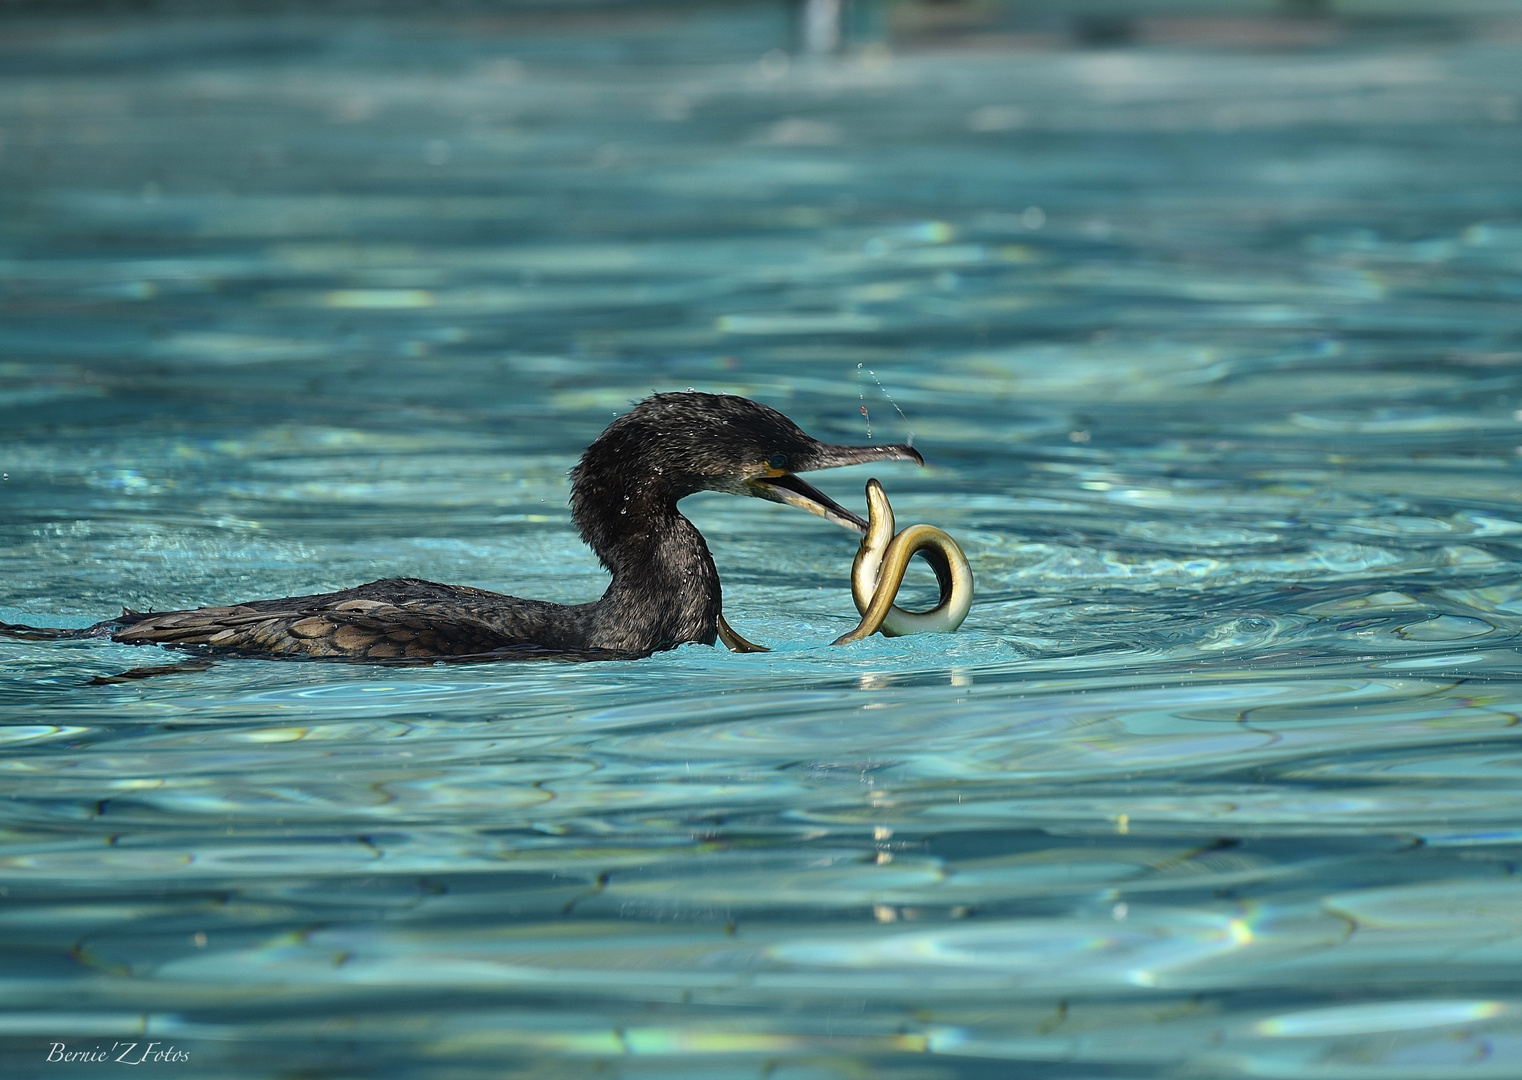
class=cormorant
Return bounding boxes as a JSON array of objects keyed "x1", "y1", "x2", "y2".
[{"x1": 2, "y1": 392, "x2": 924, "y2": 662}]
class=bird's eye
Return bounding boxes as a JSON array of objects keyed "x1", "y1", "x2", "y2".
[{"x1": 768, "y1": 453, "x2": 789, "y2": 470}]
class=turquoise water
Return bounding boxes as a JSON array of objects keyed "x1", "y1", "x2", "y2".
[{"x1": 5, "y1": 5, "x2": 1522, "y2": 1077}]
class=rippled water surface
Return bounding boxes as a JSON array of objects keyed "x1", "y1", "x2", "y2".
[{"x1": 5, "y1": 5, "x2": 1522, "y2": 1077}]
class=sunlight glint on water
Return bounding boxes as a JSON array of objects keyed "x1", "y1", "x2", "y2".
[{"x1": 4, "y1": 6, "x2": 1522, "y2": 1077}]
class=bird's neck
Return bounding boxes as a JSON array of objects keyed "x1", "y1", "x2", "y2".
[{"x1": 589, "y1": 503, "x2": 721, "y2": 654}]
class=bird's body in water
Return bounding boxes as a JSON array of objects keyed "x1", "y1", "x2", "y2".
[{"x1": 2, "y1": 393, "x2": 921, "y2": 663}]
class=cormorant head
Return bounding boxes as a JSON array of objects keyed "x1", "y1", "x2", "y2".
[{"x1": 571, "y1": 391, "x2": 922, "y2": 540}]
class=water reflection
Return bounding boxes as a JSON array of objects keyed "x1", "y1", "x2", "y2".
[{"x1": 5, "y1": 3, "x2": 1522, "y2": 1077}]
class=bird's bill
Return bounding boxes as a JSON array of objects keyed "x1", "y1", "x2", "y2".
[
  {"x1": 803, "y1": 442, "x2": 924, "y2": 471},
  {"x1": 747, "y1": 472, "x2": 869, "y2": 533},
  {"x1": 745, "y1": 442, "x2": 922, "y2": 535}
]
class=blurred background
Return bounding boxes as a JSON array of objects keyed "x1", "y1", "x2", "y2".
[
  {"x1": 8, "y1": 2, "x2": 1522, "y2": 1078},
  {"x1": 4, "y1": 0, "x2": 1522, "y2": 614}
]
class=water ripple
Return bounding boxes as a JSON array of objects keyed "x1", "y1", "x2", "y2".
[{"x1": 5, "y1": 8, "x2": 1522, "y2": 1078}]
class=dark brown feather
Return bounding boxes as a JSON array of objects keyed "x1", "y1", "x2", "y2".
[{"x1": 5, "y1": 393, "x2": 917, "y2": 663}]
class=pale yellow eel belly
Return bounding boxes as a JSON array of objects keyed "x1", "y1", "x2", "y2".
[{"x1": 832, "y1": 478, "x2": 974, "y2": 646}]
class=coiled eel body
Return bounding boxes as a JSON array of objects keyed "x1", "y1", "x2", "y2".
[
  {"x1": 832, "y1": 479, "x2": 974, "y2": 645},
  {"x1": 716, "y1": 478, "x2": 973, "y2": 651}
]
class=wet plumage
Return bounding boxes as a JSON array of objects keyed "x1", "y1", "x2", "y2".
[{"x1": 4, "y1": 393, "x2": 921, "y2": 663}]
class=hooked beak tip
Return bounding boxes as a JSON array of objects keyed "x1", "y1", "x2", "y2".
[
  {"x1": 742, "y1": 441, "x2": 922, "y2": 533},
  {"x1": 807, "y1": 442, "x2": 924, "y2": 471}
]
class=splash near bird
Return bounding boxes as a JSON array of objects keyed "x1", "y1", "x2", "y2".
[{"x1": 2, "y1": 392, "x2": 971, "y2": 663}]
